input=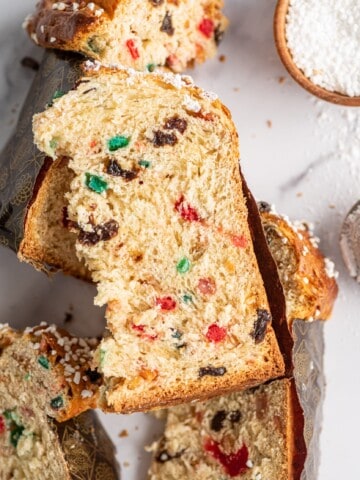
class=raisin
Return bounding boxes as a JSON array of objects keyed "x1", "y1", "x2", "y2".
[
  {"x1": 229, "y1": 410, "x2": 242, "y2": 423},
  {"x1": 78, "y1": 220, "x2": 119, "y2": 246},
  {"x1": 251, "y1": 309, "x2": 271, "y2": 344},
  {"x1": 152, "y1": 130, "x2": 178, "y2": 147},
  {"x1": 21, "y1": 56, "x2": 40, "y2": 71},
  {"x1": 106, "y1": 159, "x2": 138, "y2": 181},
  {"x1": 156, "y1": 449, "x2": 184, "y2": 463},
  {"x1": 214, "y1": 25, "x2": 225, "y2": 46},
  {"x1": 62, "y1": 206, "x2": 79, "y2": 230},
  {"x1": 164, "y1": 116, "x2": 188, "y2": 134},
  {"x1": 199, "y1": 366, "x2": 227, "y2": 378},
  {"x1": 10, "y1": 425, "x2": 25, "y2": 448},
  {"x1": 160, "y1": 12, "x2": 174, "y2": 36},
  {"x1": 84, "y1": 368, "x2": 102, "y2": 383},
  {"x1": 149, "y1": 0, "x2": 164, "y2": 5},
  {"x1": 210, "y1": 410, "x2": 227, "y2": 432},
  {"x1": 257, "y1": 201, "x2": 271, "y2": 213}
]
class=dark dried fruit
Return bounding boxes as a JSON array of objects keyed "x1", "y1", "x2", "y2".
[
  {"x1": 156, "y1": 449, "x2": 185, "y2": 463},
  {"x1": 78, "y1": 220, "x2": 119, "y2": 246},
  {"x1": 214, "y1": 25, "x2": 225, "y2": 46},
  {"x1": 251, "y1": 309, "x2": 271, "y2": 344},
  {"x1": 50, "y1": 395, "x2": 64, "y2": 410},
  {"x1": 199, "y1": 366, "x2": 227, "y2": 378},
  {"x1": 85, "y1": 368, "x2": 102, "y2": 383},
  {"x1": 21, "y1": 56, "x2": 40, "y2": 71},
  {"x1": 149, "y1": 0, "x2": 164, "y2": 5},
  {"x1": 152, "y1": 130, "x2": 178, "y2": 147},
  {"x1": 106, "y1": 159, "x2": 138, "y2": 180},
  {"x1": 160, "y1": 11, "x2": 174, "y2": 36},
  {"x1": 164, "y1": 116, "x2": 188, "y2": 134},
  {"x1": 62, "y1": 206, "x2": 79, "y2": 230},
  {"x1": 210, "y1": 410, "x2": 227, "y2": 432},
  {"x1": 257, "y1": 201, "x2": 271, "y2": 213},
  {"x1": 229, "y1": 410, "x2": 242, "y2": 423}
]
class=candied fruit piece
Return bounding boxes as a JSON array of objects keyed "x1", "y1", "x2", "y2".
[
  {"x1": 175, "y1": 195, "x2": 201, "y2": 222},
  {"x1": 230, "y1": 234, "x2": 247, "y2": 248},
  {"x1": 176, "y1": 257, "x2": 190, "y2": 273},
  {"x1": 206, "y1": 323, "x2": 226, "y2": 343},
  {"x1": 198, "y1": 18, "x2": 214, "y2": 38},
  {"x1": 107, "y1": 135, "x2": 130, "y2": 151},
  {"x1": 0, "y1": 416, "x2": 5, "y2": 434},
  {"x1": 156, "y1": 296, "x2": 177, "y2": 311},
  {"x1": 85, "y1": 173, "x2": 108, "y2": 194},
  {"x1": 50, "y1": 396, "x2": 64, "y2": 410},
  {"x1": 126, "y1": 39, "x2": 139, "y2": 60},
  {"x1": 38, "y1": 355, "x2": 50, "y2": 370},
  {"x1": 198, "y1": 366, "x2": 226, "y2": 378},
  {"x1": 197, "y1": 277, "x2": 216, "y2": 295},
  {"x1": 138, "y1": 159, "x2": 151, "y2": 168},
  {"x1": 204, "y1": 438, "x2": 249, "y2": 477}
]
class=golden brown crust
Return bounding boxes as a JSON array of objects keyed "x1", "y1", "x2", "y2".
[{"x1": 261, "y1": 210, "x2": 338, "y2": 323}]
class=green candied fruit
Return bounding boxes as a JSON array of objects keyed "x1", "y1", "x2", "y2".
[
  {"x1": 182, "y1": 293, "x2": 193, "y2": 304},
  {"x1": 49, "y1": 139, "x2": 58, "y2": 150},
  {"x1": 52, "y1": 90, "x2": 65, "y2": 100},
  {"x1": 99, "y1": 348, "x2": 106, "y2": 367},
  {"x1": 85, "y1": 173, "x2": 108, "y2": 194},
  {"x1": 171, "y1": 329, "x2": 183, "y2": 339},
  {"x1": 50, "y1": 396, "x2": 64, "y2": 410},
  {"x1": 24, "y1": 373, "x2": 31, "y2": 381},
  {"x1": 10, "y1": 425, "x2": 25, "y2": 448},
  {"x1": 138, "y1": 159, "x2": 151, "y2": 168},
  {"x1": 4, "y1": 410, "x2": 21, "y2": 425},
  {"x1": 107, "y1": 135, "x2": 130, "y2": 151},
  {"x1": 146, "y1": 63, "x2": 156, "y2": 72},
  {"x1": 38, "y1": 355, "x2": 50, "y2": 370},
  {"x1": 176, "y1": 257, "x2": 190, "y2": 274}
]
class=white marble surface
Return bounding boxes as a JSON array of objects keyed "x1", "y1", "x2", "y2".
[{"x1": 0, "y1": 0, "x2": 359, "y2": 478}]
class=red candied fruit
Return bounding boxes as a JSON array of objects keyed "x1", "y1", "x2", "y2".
[
  {"x1": 198, "y1": 18, "x2": 215, "y2": 38},
  {"x1": 230, "y1": 234, "x2": 247, "y2": 248},
  {"x1": 89, "y1": 139, "x2": 97, "y2": 148},
  {"x1": 204, "y1": 438, "x2": 249, "y2": 477},
  {"x1": 206, "y1": 323, "x2": 227, "y2": 343},
  {"x1": 174, "y1": 195, "x2": 201, "y2": 222},
  {"x1": 197, "y1": 277, "x2": 216, "y2": 295},
  {"x1": 131, "y1": 324, "x2": 157, "y2": 340},
  {"x1": 126, "y1": 39, "x2": 140, "y2": 60},
  {"x1": 155, "y1": 296, "x2": 177, "y2": 311},
  {"x1": 0, "y1": 415, "x2": 5, "y2": 434}
]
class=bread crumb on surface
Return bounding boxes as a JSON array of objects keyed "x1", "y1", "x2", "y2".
[
  {"x1": 219, "y1": 54, "x2": 226, "y2": 62},
  {"x1": 118, "y1": 429, "x2": 129, "y2": 438}
]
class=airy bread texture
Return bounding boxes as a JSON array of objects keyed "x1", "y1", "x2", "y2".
[
  {"x1": 259, "y1": 202, "x2": 338, "y2": 323},
  {"x1": 25, "y1": 0, "x2": 227, "y2": 72},
  {"x1": 33, "y1": 67, "x2": 285, "y2": 413},
  {"x1": 148, "y1": 379, "x2": 294, "y2": 480},
  {"x1": 0, "y1": 323, "x2": 102, "y2": 479}
]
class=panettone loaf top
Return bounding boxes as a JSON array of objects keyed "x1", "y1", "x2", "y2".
[{"x1": 25, "y1": 0, "x2": 228, "y2": 72}]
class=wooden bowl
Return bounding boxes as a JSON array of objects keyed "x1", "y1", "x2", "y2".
[{"x1": 274, "y1": 0, "x2": 360, "y2": 106}]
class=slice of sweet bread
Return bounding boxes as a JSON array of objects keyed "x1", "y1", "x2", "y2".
[
  {"x1": 148, "y1": 379, "x2": 298, "y2": 480},
  {"x1": 0, "y1": 323, "x2": 117, "y2": 479},
  {"x1": 25, "y1": 0, "x2": 228, "y2": 72},
  {"x1": 148, "y1": 220, "x2": 337, "y2": 480},
  {"x1": 33, "y1": 67, "x2": 285, "y2": 413}
]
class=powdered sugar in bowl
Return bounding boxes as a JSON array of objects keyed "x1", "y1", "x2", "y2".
[{"x1": 274, "y1": 0, "x2": 360, "y2": 106}]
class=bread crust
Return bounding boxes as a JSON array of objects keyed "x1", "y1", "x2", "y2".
[{"x1": 261, "y1": 209, "x2": 338, "y2": 323}]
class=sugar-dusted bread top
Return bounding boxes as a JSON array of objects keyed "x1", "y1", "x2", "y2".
[
  {"x1": 0, "y1": 323, "x2": 101, "y2": 422},
  {"x1": 33, "y1": 67, "x2": 285, "y2": 413},
  {"x1": 148, "y1": 379, "x2": 294, "y2": 480},
  {"x1": 25, "y1": 0, "x2": 227, "y2": 72},
  {"x1": 258, "y1": 202, "x2": 338, "y2": 324}
]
